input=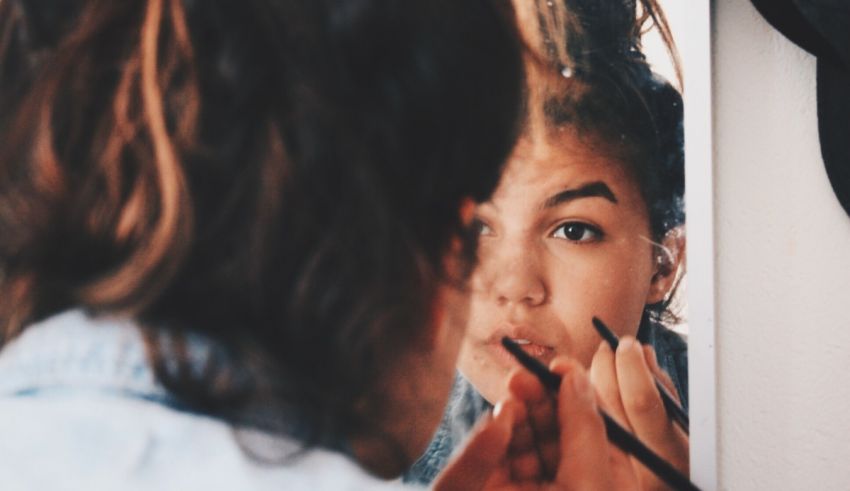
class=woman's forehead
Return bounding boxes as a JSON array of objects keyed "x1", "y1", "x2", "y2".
[{"x1": 495, "y1": 131, "x2": 635, "y2": 199}]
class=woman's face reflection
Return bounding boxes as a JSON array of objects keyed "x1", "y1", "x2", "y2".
[{"x1": 458, "y1": 128, "x2": 671, "y2": 404}]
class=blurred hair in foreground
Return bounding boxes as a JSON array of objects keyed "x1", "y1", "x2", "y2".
[{"x1": 0, "y1": 0, "x2": 523, "y2": 450}]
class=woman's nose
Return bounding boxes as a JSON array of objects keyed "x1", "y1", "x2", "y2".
[{"x1": 484, "y1": 250, "x2": 546, "y2": 307}]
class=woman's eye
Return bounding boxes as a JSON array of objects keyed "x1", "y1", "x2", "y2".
[
  {"x1": 472, "y1": 218, "x2": 494, "y2": 236},
  {"x1": 552, "y1": 222, "x2": 603, "y2": 242}
]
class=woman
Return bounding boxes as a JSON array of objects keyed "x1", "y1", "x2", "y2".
[
  {"x1": 408, "y1": 0, "x2": 689, "y2": 489},
  {"x1": 0, "y1": 0, "x2": 639, "y2": 489}
]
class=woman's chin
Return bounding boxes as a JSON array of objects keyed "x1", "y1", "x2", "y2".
[{"x1": 461, "y1": 365, "x2": 513, "y2": 405}]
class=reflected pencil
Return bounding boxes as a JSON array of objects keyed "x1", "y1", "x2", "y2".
[
  {"x1": 591, "y1": 316, "x2": 690, "y2": 435},
  {"x1": 500, "y1": 337, "x2": 700, "y2": 491}
]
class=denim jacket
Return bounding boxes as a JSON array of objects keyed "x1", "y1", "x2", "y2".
[
  {"x1": 0, "y1": 311, "x2": 409, "y2": 491},
  {"x1": 404, "y1": 322, "x2": 689, "y2": 486}
]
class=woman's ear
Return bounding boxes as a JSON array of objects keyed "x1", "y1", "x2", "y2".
[{"x1": 646, "y1": 228, "x2": 686, "y2": 304}]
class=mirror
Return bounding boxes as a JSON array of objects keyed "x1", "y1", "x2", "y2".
[{"x1": 408, "y1": 0, "x2": 716, "y2": 488}]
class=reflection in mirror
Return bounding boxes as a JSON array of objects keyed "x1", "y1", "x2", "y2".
[{"x1": 405, "y1": 0, "x2": 710, "y2": 487}]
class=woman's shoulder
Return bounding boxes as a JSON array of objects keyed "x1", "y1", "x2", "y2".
[
  {"x1": 0, "y1": 311, "x2": 410, "y2": 490},
  {"x1": 0, "y1": 395, "x2": 407, "y2": 489}
]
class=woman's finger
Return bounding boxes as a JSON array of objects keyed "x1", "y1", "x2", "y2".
[
  {"x1": 589, "y1": 340, "x2": 632, "y2": 431},
  {"x1": 616, "y1": 337, "x2": 689, "y2": 489},
  {"x1": 550, "y1": 357, "x2": 612, "y2": 491},
  {"x1": 506, "y1": 369, "x2": 545, "y2": 459},
  {"x1": 507, "y1": 368, "x2": 558, "y2": 481}
]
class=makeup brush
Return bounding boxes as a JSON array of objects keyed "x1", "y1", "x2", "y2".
[
  {"x1": 501, "y1": 337, "x2": 699, "y2": 491},
  {"x1": 592, "y1": 317, "x2": 689, "y2": 435}
]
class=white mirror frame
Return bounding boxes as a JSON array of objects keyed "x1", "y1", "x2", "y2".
[{"x1": 682, "y1": 1, "x2": 716, "y2": 488}]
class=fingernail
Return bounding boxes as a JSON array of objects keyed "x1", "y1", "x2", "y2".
[
  {"x1": 619, "y1": 336, "x2": 636, "y2": 353},
  {"x1": 493, "y1": 401, "x2": 505, "y2": 418}
]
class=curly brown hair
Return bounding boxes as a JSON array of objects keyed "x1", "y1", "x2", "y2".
[{"x1": 0, "y1": 0, "x2": 523, "y2": 447}]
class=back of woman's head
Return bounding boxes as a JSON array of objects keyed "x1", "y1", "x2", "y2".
[{"x1": 0, "y1": 0, "x2": 522, "y2": 441}]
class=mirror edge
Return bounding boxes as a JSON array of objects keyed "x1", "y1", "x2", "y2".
[{"x1": 682, "y1": 0, "x2": 717, "y2": 488}]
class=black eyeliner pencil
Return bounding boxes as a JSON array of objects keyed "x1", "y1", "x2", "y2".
[
  {"x1": 592, "y1": 317, "x2": 690, "y2": 435},
  {"x1": 501, "y1": 337, "x2": 700, "y2": 491}
]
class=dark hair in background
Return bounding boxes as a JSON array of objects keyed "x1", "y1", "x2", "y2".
[
  {"x1": 0, "y1": 0, "x2": 522, "y2": 448},
  {"x1": 528, "y1": 0, "x2": 685, "y2": 325}
]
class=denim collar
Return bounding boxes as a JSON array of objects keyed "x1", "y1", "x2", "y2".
[
  {"x1": 0, "y1": 310, "x2": 355, "y2": 454},
  {"x1": 0, "y1": 310, "x2": 167, "y2": 401}
]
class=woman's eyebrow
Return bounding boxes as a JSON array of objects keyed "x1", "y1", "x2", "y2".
[{"x1": 542, "y1": 181, "x2": 618, "y2": 209}]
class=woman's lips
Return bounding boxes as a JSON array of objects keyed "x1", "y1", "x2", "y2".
[
  {"x1": 481, "y1": 325, "x2": 557, "y2": 367},
  {"x1": 489, "y1": 337, "x2": 556, "y2": 367}
]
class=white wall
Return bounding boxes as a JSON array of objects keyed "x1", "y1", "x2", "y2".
[
  {"x1": 714, "y1": 0, "x2": 850, "y2": 489},
  {"x1": 644, "y1": 0, "x2": 687, "y2": 88}
]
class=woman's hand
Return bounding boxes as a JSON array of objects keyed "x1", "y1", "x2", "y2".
[
  {"x1": 434, "y1": 358, "x2": 638, "y2": 490},
  {"x1": 589, "y1": 337, "x2": 689, "y2": 490}
]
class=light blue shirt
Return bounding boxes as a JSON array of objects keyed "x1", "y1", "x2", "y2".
[{"x1": 0, "y1": 311, "x2": 409, "y2": 490}]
